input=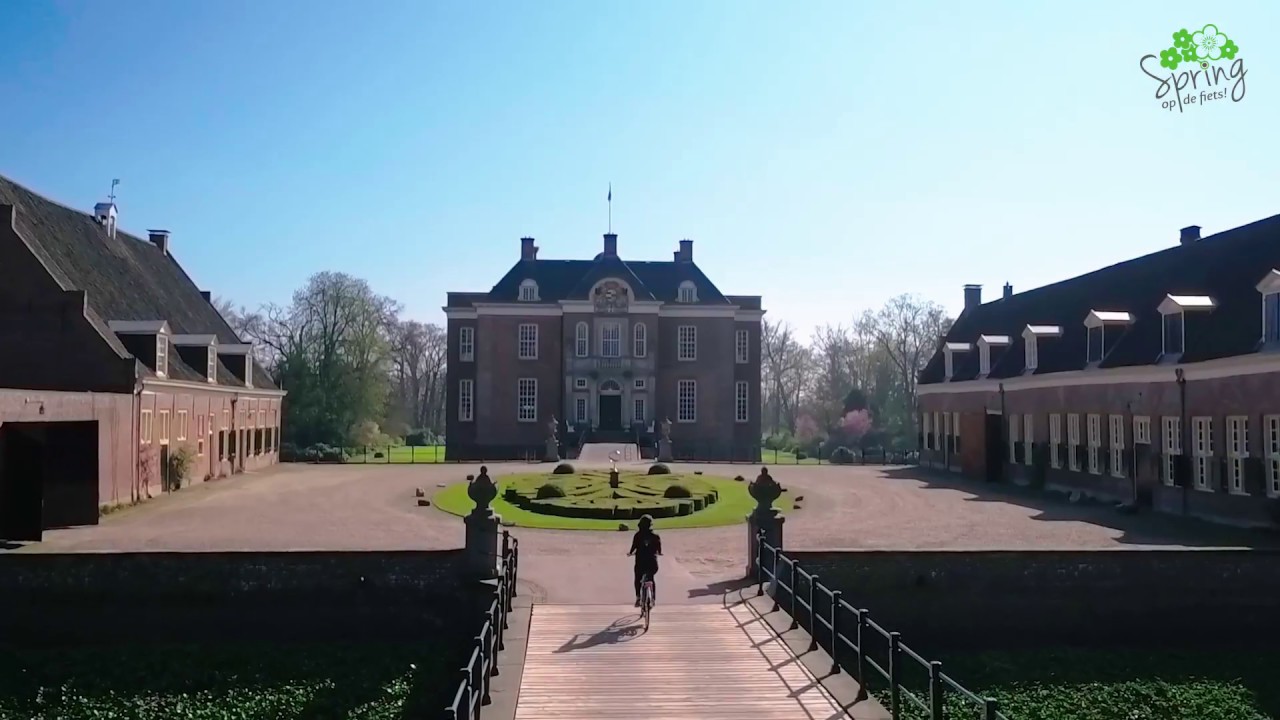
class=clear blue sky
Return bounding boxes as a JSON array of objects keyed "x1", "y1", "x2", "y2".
[{"x1": 2, "y1": 1, "x2": 1276, "y2": 332}]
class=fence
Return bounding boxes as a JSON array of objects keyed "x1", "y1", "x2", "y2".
[
  {"x1": 755, "y1": 535, "x2": 1008, "y2": 720},
  {"x1": 445, "y1": 531, "x2": 519, "y2": 720}
]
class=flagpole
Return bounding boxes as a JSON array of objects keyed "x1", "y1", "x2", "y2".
[{"x1": 608, "y1": 182, "x2": 612, "y2": 233}]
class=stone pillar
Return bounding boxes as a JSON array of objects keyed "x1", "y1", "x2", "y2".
[
  {"x1": 464, "y1": 466, "x2": 501, "y2": 579},
  {"x1": 745, "y1": 467, "x2": 785, "y2": 578}
]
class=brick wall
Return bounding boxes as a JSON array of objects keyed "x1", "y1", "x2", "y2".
[
  {"x1": 776, "y1": 549, "x2": 1280, "y2": 649},
  {"x1": 656, "y1": 316, "x2": 736, "y2": 457}
]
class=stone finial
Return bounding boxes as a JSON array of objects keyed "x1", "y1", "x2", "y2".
[
  {"x1": 748, "y1": 466, "x2": 782, "y2": 514},
  {"x1": 467, "y1": 465, "x2": 497, "y2": 513}
]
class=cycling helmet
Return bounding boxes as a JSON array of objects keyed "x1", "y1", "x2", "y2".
[{"x1": 638, "y1": 514, "x2": 654, "y2": 529}]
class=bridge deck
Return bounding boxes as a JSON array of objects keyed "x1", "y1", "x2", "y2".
[{"x1": 514, "y1": 603, "x2": 845, "y2": 720}]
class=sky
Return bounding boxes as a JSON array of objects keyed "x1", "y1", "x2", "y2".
[{"x1": 1, "y1": 1, "x2": 1277, "y2": 334}]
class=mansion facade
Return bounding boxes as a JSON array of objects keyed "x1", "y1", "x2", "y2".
[{"x1": 444, "y1": 233, "x2": 763, "y2": 461}]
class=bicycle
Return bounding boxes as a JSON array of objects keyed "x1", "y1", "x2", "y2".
[{"x1": 639, "y1": 573, "x2": 655, "y2": 630}]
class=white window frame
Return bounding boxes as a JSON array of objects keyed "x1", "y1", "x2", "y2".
[
  {"x1": 677, "y1": 325, "x2": 697, "y2": 361},
  {"x1": 952, "y1": 412, "x2": 960, "y2": 445},
  {"x1": 1226, "y1": 416, "x2": 1248, "y2": 495},
  {"x1": 634, "y1": 378, "x2": 646, "y2": 390},
  {"x1": 1109, "y1": 415, "x2": 1125, "y2": 478},
  {"x1": 735, "y1": 381, "x2": 749, "y2": 423},
  {"x1": 158, "y1": 410, "x2": 171, "y2": 445},
  {"x1": 1161, "y1": 311, "x2": 1185, "y2": 356},
  {"x1": 221, "y1": 409, "x2": 229, "y2": 430},
  {"x1": 1192, "y1": 416, "x2": 1213, "y2": 490},
  {"x1": 156, "y1": 334, "x2": 169, "y2": 378},
  {"x1": 1024, "y1": 337, "x2": 1038, "y2": 371},
  {"x1": 1265, "y1": 291, "x2": 1280, "y2": 344},
  {"x1": 1086, "y1": 325, "x2": 1104, "y2": 364},
  {"x1": 1265, "y1": 415, "x2": 1280, "y2": 498},
  {"x1": 1133, "y1": 416, "x2": 1151, "y2": 445},
  {"x1": 177, "y1": 410, "x2": 189, "y2": 441},
  {"x1": 677, "y1": 379, "x2": 697, "y2": 423},
  {"x1": 1008, "y1": 414, "x2": 1020, "y2": 464},
  {"x1": 600, "y1": 322, "x2": 621, "y2": 358},
  {"x1": 575, "y1": 322, "x2": 589, "y2": 358},
  {"x1": 206, "y1": 349, "x2": 217, "y2": 382},
  {"x1": 196, "y1": 414, "x2": 206, "y2": 456},
  {"x1": 735, "y1": 329, "x2": 749, "y2": 364},
  {"x1": 923, "y1": 412, "x2": 932, "y2": 451},
  {"x1": 633, "y1": 322, "x2": 646, "y2": 357},
  {"x1": 518, "y1": 280, "x2": 539, "y2": 302},
  {"x1": 1023, "y1": 414, "x2": 1033, "y2": 466},
  {"x1": 1086, "y1": 414, "x2": 1101, "y2": 475},
  {"x1": 458, "y1": 379, "x2": 474, "y2": 422},
  {"x1": 677, "y1": 281, "x2": 697, "y2": 303},
  {"x1": 574, "y1": 377, "x2": 588, "y2": 390},
  {"x1": 1067, "y1": 414, "x2": 1081, "y2": 471},
  {"x1": 517, "y1": 378, "x2": 537, "y2": 423},
  {"x1": 459, "y1": 326, "x2": 475, "y2": 362},
  {"x1": 575, "y1": 396, "x2": 588, "y2": 424},
  {"x1": 141, "y1": 409, "x2": 154, "y2": 445},
  {"x1": 1162, "y1": 416, "x2": 1181, "y2": 486},
  {"x1": 633, "y1": 396, "x2": 646, "y2": 424},
  {"x1": 518, "y1": 323, "x2": 538, "y2": 360},
  {"x1": 1049, "y1": 414, "x2": 1061, "y2": 468}
]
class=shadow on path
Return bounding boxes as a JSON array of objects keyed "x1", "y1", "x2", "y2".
[
  {"x1": 688, "y1": 576, "x2": 754, "y2": 599},
  {"x1": 552, "y1": 614, "x2": 645, "y2": 653}
]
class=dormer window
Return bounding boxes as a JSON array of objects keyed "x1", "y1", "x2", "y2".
[
  {"x1": 519, "y1": 280, "x2": 540, "y2": 302},
  {"x1": 1256, "y1": 269, "x2": 1280, "y2": 345},
  {"x1": 1083, "y1": 311, "x2": 1133, "y2": 365},
  {"x1": 108, "y1": 320, "x2": 171, "y2": 377},
  {"x1": 975, "y1": 335, "x2": 1010, "y2": 378},
  {"x1": 155, "y1": 334, "x2": 169, "y2": 378},
  {"x1": 677, "y1": 281, "x2": 697, "y2": 303},
  {"x1": 1021, "y1": 325, "x2": 1062, "y2": 373},
  {"x1": 172, "y1": 334, "x2": 219, "y2": 383},
  {"x1": 1157, "y1": 295, "x2": 1215, "y2": 358},
  {"x1": 943, "y1": 342, "x2": 971, "y2": 381},
  {"x1": 207, "y1": 347, "x2": 217, "y2": 382}
]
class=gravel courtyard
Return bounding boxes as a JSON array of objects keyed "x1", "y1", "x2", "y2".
[{"x1": 13, "y1": 461, "x2": 1271, "y2": 603}]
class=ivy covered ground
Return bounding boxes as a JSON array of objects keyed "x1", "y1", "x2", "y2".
[{"x1": 0, "y1": 643, "x2": 454, "y2": 720}]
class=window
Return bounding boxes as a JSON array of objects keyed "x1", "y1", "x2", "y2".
[
  {"x1": 1226, "y1": 416, "x2": 1248, "y2": 495},
  {"x1": 735, "y1": 329, "x2": 749, "y2": 364},
  {"x1": 156, "y1": 335, "x2": 169, "y2": 377},
  {"x1": 574, "y1": 377, "x2": 588, "y2": 390},
  {"x1": 942, "y1": 412, "x2": 950, "y2": 453},
  {"x1": 1266, "y1": 293, "x2": 1280, "y2": 344},
  {"x1": 633, "y1": 396, "x2": 646, "y2": 424},
  {"x1": 677, "y1": 281, "x2": 697, "y2": 303},
  {"x1": 158, "y1": 410, "x2": 171, "y2": 444},
  {"x1": 575, "y1": 396, "x2": 588, "y2": 424},
  {"x1": 458, "y1": 379, "x2": 474, "y2": 421},
  {"x1": 196, "y1": 415, "x2": 206, "y2": 456},
  {"x1": 677, "y1": 325, "x2": 697, "y2": 361},
  {"x1": 601, "y1": 322, "x2": 621, "y2": 357},
  {"x1": 1162, "y1": 312, "x2": 1184, "y2": 355},
  {"x1": 258, "y1": 410, "x2": 265, "y2": 428},
  {"x1": 1162, "y1": 417, "x2": 1182, "y2": 486},
  {"x1": 245, "y1": 361, "x2": 253, "y2": 388},
  {"x1": 207, "y1": 349, "x2": 217, "y2": 382},
  {"x1": 1025, "y1": 337, "x2": 1038, "y2": 371},
  {"x1": 222, "y1": 409, "x2": 229, "y2": 430},
  {"x1": 177, "y1": 410, "x2": 188, "y2": 441},
  {"x1": 141, "y1": 410, "x2": 154, "y2": 444},
  {"x1": 633, "y1": 323, "x2": 646, "y2": 357},
  {"x1": 1008, "y1": 414, "x2": 1019, "y2": 464},
  {"x1": 1109, "y1": 415, "x2": 1125, "y2": 478},
  {"x1": 1023, "y1": 414, "x2": 1033, "y2": 466},
  {"x1": 1192, "y1": 417, "x2": 1213, "y2": 490},
  {"x1": 1049, "y1": 414, "x2": 1062, "y2": 468},
  {"x1": 1067, "y1": 414, "x2": 1081, "y2": 471},
  {"x1": 1133, "y1": 416, "x2": 1151, "y2": 445},
  {"x1": 923, "y1": 413, "x2": 932, "y2": 450},
  {"x1": 1086, "y1": 414, "x2": 1101, "y2": 474},
  {"x1": 517, "y1": 378, "x2": 537, "y2": 422},
  {"x1": 953, "y1": 412, "x2": 960, "y2": 447},
  {"x1": 518, "y1": 324, "x2": 538, "y2": 359},
  {"x1": 519, "y1": 280, "x2": 539, "y2": 301},
  {"x1": 575, "y1": 323, "x2": 589, "y2": 357},
  {"x1": 677, "y1": 379, "x2": 697, "y2": 423},
  {"x1": 735, "y1": 381, "x2": 749, "y2": 423},
  {"x1": 1086, "y1": 326, "x2": 1104, "y2": 363},
  {"x1": 459, "y1": 327, "x2": 475, "y2": 362},
  {"x1": 1266, "y1": 415, "x2": 1280, "y2": 498}
]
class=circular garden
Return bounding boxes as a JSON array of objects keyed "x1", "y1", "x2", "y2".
[{"x1": 432, "y1": 466, "x2": 793, "y2": 530}]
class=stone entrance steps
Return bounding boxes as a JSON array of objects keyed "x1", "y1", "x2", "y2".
[{"x1": 577, "y1": 443, "x2": 640, "y2": 466}]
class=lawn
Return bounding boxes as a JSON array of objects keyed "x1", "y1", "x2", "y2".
[
  {"x1": 343, "y1": 445, "x2": 447, "y2": 463},
  {"x1": 0, "y1": 642, "x2": 454, "y2": 720},
  {"x1": 432, "y1": 469, "x2": 794, "y2": 530},
  {"x1": 877, "y1": 648, "x2": 1280, "y2": 720}
]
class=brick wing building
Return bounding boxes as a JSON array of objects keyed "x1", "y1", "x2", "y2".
[
  {"x1": 0, "y1": 175, "x2": 284, "y2": 541},
  {"x1": 917, "y1": 217, "x2": 1280, "y2": 528},
  {"x1": 445, "y1": 233, "x2": 763, "y2": 461}
]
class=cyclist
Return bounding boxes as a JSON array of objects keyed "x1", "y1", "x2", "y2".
[{"x1": 628, "y1": 514, "x2": 662, "y2": 607}]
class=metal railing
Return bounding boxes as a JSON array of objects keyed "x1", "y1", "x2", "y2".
[
  {"x1": 445, "y1": 530, "x2": 519, "y2": 720},
  {"x1": 755, "y1": 535, "x2": 1008, "y2": 720}
]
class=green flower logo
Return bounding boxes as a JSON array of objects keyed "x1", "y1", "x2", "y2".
[
  {"x1": 1159, "y1": 47, "x2": 1183, "y2": 71},
  {"x1": 1190, "y1": 24, "x2": 1228, "y2": 61},
  {"x1": 1157, "y1": 24, "x2": 1239, "y2": 70},
  {"x1": 1172, "y1": 28, "x2": 1192, "y2": 49},
  {"x1": 1220, "y1": 38, "x2": 1239, "y2": 60}
]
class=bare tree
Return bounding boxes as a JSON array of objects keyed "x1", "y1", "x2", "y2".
[
  {"x1": 857, "y1": 294, "x2": 952, "y2": 430},
  {"x1": 761, "y1": 319, "x2": 811, "y2": 435},
  {"x1": 389, "y1": 320, "x2": 448, "y2": 435}
]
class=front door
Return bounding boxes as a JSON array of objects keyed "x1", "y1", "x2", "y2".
[
  {"x1": 599, "y1": 395, "x2": 622, "y2": 431},
  {"x1": 0, "y1": 425, "x2": 45, "y2": 541}
]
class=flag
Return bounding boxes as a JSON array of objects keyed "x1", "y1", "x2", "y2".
[{"x1": 608, "y1": 184, "x2": 612, "y2": 202}]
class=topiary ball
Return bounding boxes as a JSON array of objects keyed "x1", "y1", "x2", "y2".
[
  {"x1": 552, "y1": 462, "x2": 576, "y2": 474},
  {"x1": 536, "y1": 483, "x2": 567, "y2": 499},
  {"x1": 663, "y1": 484, "x2": 692, "y2": 498},
  {"x1": 648, "y1": 463, "x2": 671, "y2": 475},
  {"x1": 830, "y1": 446, "x2": 856, "y2": 464}
]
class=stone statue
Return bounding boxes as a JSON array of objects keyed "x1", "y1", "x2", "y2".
[
  {"x1": 467, "y1": 465, "x2": 497, "y2": 515},
  {"x1": 660, "y1": 417, "x2": 672, "y2": 441},
  {"x1": 544, "y1": 416, "x2": 561, "y2": 462},
  {"x1": 748, "y1": 467, "x2": 782, "y2": 515},
  {"x1": 657, "y1": 417, "x2": 674, "y2": 462},
  {"x1": 546, "y1": 416, "x2": 559, "y2": 442}
]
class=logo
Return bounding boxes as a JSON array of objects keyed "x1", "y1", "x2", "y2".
[{"x1": 1140, "y1": 24, "x2": 1247, "y2": 112}]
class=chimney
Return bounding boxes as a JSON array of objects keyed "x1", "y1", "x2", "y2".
[
  {"x1": 94, "y1": 202, "x2": 118, "y2": 239},
  {"x1": 1003, "y1": 282, "x2": 1013, "y2": 300},
  {"x1": 602, "y1": 232, "x2": 618, "y2": 258},
  {"x1": 148, "y1": 229, "x2": 171, "y2": 255},
  {"x1": 200, "y1": 290, "x2": 212, "y2": 302},
  {"x1": 677, "y1": 239, "x2": 693, "y2": 263},
  {"x1": 1180, "y1": 225, "x2": 1201, "y2": 245},
  {"x1": 520, "y1": 236, "x2": 538, "y2": 261},
  {"x1": 963, "y1": 284, "x2": 982, "y2": 311}
]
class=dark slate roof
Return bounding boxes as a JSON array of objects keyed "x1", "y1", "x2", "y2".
[
  {"x1": 457, "y1": 249, "x2": 735, "y2": 306},
  {"x1": 920, "y1": 213, "x2": 1280, "y2": 384},
  {"x1": 0, "y1": 174, "x2": 279, "y2": 391}
]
